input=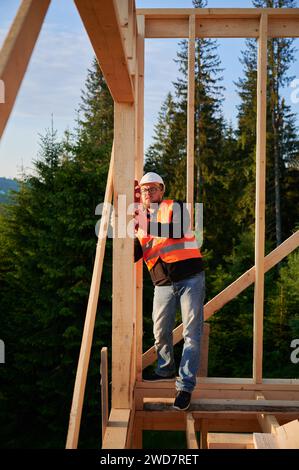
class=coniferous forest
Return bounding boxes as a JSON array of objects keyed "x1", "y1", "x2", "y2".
[{"x1": 0, "y1": 0, "x2": 298, "y2": 449}]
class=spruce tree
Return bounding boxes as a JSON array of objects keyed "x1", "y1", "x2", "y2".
[
  {"x1": 0, "y1": 59, "x2": 114, "y2": 448},
  {"x1": 145, "y1": 92, "x2": 186, "y2": 198},
  {"x1": 145, "y1": 0, "x2": 239, "y2": 264},
  {"x1": 235, "y1": 0, "x2": 299, "y2": 246}
]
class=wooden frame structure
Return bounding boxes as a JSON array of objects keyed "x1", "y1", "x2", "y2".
[{"x1": 1, "y1": 1, "x2": 299, "y2": 450}]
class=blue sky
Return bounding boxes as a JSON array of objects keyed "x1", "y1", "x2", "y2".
[{"x1": 0, "y1": 0, "x2": 298, "y2": 178}]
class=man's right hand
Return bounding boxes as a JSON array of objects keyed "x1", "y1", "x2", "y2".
[
  {"x1": 134, "y1": 206, "x2": 148, "y2": 234},
  {"x1": 134, "y1": 180, "x2": 141, "y2": 203}
]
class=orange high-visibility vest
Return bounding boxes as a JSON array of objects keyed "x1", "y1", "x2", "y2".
[{"x1": 137, "y1": 199, "x2": 202, "y2": 271}]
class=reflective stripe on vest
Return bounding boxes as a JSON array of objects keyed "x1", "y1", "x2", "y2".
[
  {"x1": 145, "y1": 240, "x2": 199, "y2": 261},
  {"x1": 137, "y1": 199, "x2": 202, "y2": 271}
]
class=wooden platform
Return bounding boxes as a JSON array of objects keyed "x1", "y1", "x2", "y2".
[{"x1": 143, "y1": 398, "x2": 299, "y2": 413}]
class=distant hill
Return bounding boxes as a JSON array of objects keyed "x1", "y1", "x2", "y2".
[{"x1": 0, "y1": 177, "x2": 19, "y2": 204}]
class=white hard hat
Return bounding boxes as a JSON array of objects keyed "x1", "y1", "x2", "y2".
[{"x1": 139, "y1": 172, "x2": 165, "y2": 188}]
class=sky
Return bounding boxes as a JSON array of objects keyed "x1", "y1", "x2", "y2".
[{"x1": 0, "y1": 0, "x2": 298, "y2": 178}]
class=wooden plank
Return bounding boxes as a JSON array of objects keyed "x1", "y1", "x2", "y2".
[
  {"x1": 131, "y1": 416, "x2": 143, "y2": 449},
  {"x1": 139, "y1": 411, "x2": 186, "y2": 431},
  {"x1": 253, "y1": 12, "x2": 268, "y2": 384},
  {"x1": 196, "y1": 18, "x2": 259, "y2": 38},
  {"x1": 200, "y1": 419, "x2": 208, "y2": 449},
  {"x1": 66, "y1": 149, "x2": 114, "y2": 449},
  {"x1": 100, "y1": 347, "x2": 109, "y2": 444},
  {"x1": 187, "y1": 15, "x2": 195, "y2": 228},
  {"x1": 117, "y1": 0, "x2": 136, "y2": 76},
  {"x1": 117, "y1": 0, "x2": 131, "y2": 74},
  {"x1": 137, "y1": 377, "x2": 299, "y2": 390},
  {"x1": 198, "y1": 322, "x2": 210, "y2": 377},
  {"x1": 201, "y1": 231, "x2": 299, "y2": 320},
  {"x1": 144, "y1": 18, "x2": 260, "y2": 38},
  {"x1": 256, "y1": 393, "x2": 280, "y2": 434},
  {"x1": 74, "y1": 0, "x2": 134, "y2": 102},
  {"x1": 143, "y1": 398, "x2": 299, "y2": 413},
  {"x1": 207, "y1": 433, "x2": 254, "y2": 449},
  {"x1": 0, "y1": 0, "x2": 50, "y2": 137},
  {"x1": 125, "y1": 406, "x2": 136, "y2": 449},
  {"x1": 137, "y1": 410, "x2": 294, "y2": 431},
  {"x1": 135, "y1": 16, "x2": 145, "y2": 383},
  {"x1": 112, "y1": 102, "x2": 135, "y2": 408},
  {"x1": 269, "y1": 18, "x2": 299, "y2": 37},
  {"x1": 258, "y1": 413, "x2": 280, "y2": 434},
  {"x1": 137, "y1": 8, "x2": 299, "y2": 19},
  {"x1": 186, "y1": 413, "x2": 199, "y2": 449},
  {"x1": 254, "y1": 419, "x2": 299, "y2": 449},
  {"x1": 275, "y1": 419, "x2": 299, "y2": 448},
  {"x1": 143, "y1": 17, "x2": 299, "y2": 38},
  {"x1": 128, "y1": 0, "x2": 136, "y2": 63},
  {"x1": 253, "y1": 433, "x2": 279, "y2": 448},
  {"x1": 102, "y1": 409, "x2": 131, "y2": 449},
  {"x1": 202, "y1": 420, "x2": 260, "y2": 434},
  {"x1": 135, "y1": 387, "x2": 260, "y2": 411},
  {"x1": 142, "y1": 230, "x2": 299, "y2": 369}
]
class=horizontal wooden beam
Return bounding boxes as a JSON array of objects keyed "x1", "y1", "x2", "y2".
[
  {"x1": 74, "y1": 0, "x2": 134, "y2": 103},
  {"x1": 135, "y1": 380, "x2": 299, "y2": 412},
  {"x1": 0, "y1": 0, "x2": 50, "y2": 138},
  {"x1": 142, "y1": 230, "x2": 299, "y2": 369},
  {"x1": 143, "y1": 398, "x2": 299, "y2": 413},
  {"x1": 136, "y1": 410, "x2": 295, "y2": 432},
  {"x1": 142, "y1": 17, "x2": 299, "y2": 38},
  {"x1": 207, "y1": 432, "x2": 254, "y2": 449},
  {"x1": 137, "y1": 377, "x2": 299, "y2": 390},
  {"x1": 137, "y1": 8, "x2": 299, "y2": 19}
]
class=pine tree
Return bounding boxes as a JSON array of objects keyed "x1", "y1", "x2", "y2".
[
  {"x1": 76, "y1": 57, "x2": 113, "y2": 151},
  {"x1": 235, "y1": 0, "x2": 299, "y2": 246},
  {"x1": 264, "y1": 251, "x2": 299, "y2": 377},
  {"x1": 0, "y1": 59, "x2": 114, "y2": 448},
  {"x1": 145, "y1": 92, "x2": 187, "y2": 199},
  {"x1": 145, "y1": 0, "x2": 239, "y2": 264},
  {"x1": 174, "y1": 0, "x2": 225, "y2": 203}
]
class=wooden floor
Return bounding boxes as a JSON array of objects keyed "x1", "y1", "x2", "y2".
[{"x1": 130, "y1": 381, "x2": 299, "y2": 448}]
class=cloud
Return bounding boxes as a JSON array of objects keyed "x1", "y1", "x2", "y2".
[{"x1": 11, "y1": 24, "x2": 94, "y2": 120}]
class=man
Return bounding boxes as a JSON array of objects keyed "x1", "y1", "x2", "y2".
[{"x1": 134, "y1": 172, "x2": 205, "y2": 411}]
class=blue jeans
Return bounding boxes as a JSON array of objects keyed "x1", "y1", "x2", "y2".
[{"x1": 152, "y1": 271, "x2": 205, "y2": 393}]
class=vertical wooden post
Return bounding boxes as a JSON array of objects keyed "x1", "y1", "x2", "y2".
[
  {"x1": 135, "y1": 15, "x2": 145, "y2": 383},
  {"x1": 132, "y1": 416, "x2": 143, "y2": 449},
  {"x1": 187, "y1": 15, "x2": 195, "y2": 228},
  {"x1": 197, "y1": 322, "x2": 210, "y2": 377},
  {"x1": 200, "y1": 419, "x2": 208, "y2": 449},
  {"x1": 100, "y1": 347, "x2": 108, "y2": 444},
  {"x1": 186, "y1": 413, "x2": 199, "y2": 449},
  {"x1": 112, "y1": 102, "x2": 135, "y2": 408},
  {"x1": 253, "y1": 13, "x2": 268, "y2": 384}
]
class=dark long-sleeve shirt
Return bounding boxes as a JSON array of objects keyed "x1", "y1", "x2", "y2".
[{"x1": 134, "y1": 200, "x2": 203, "y2": 286}]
